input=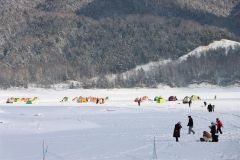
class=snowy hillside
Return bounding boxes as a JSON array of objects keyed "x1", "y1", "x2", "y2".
[
  {"x1": 115, "y1": 39, "x2": 240, "y2": 73},
  {"x1": 99, "y1": 39, "x2": 240, "y2": 88},
  {"x1": 179, "y1": 39, "x2": 240, "y2": 61}
]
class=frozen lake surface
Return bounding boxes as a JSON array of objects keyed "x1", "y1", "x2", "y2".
[{"x1": 0, "y1": 87, "x2": 240, "y2": 160}]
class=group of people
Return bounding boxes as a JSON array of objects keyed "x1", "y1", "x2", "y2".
[
  {"x1": 201, "y1": 118, "x2": 223, "y2": 142},
  {"x1": 207, "y1": 104, "x2": 215, "y2": 112},
  {"x1": 173, "y1": 116, "x2": 195, "y2": 142},
  {"x1": 173, "y1": 116, "x2": 223, "y2": 142},
  {"x1": 203, "y1": 101, "x2": 215, "y2": 112}
]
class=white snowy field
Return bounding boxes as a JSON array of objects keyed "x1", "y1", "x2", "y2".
[{"x1": 0, "y1": 87, "x2": 240, "y2": 160}]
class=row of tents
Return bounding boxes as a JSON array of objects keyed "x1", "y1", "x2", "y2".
[
  {"x1": 6, "y1": 97, "x2": 39, "y2": 104},
  {"x1": 5, "y1": 95, "x2": 201, "y2": 105},
  {"x1": 61, "y1": 96, "x2": 109, "y2": 104},
  {"x1": 134, "y1": 95, "x2": 201, "y2": 104},
  {"x1": 4, "y1": 96, "x2": 109, "y2": 105},
  {"x1": 183, "y1": 95, "x2": 201, "y2": 104}
]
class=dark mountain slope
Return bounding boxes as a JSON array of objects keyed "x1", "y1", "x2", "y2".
[
  {"x1": 0, "y1": 0, "x2": 240, "y2": 88},
  {"x1": 230, "y1": 2, "x2": 240, "y2": 31},
  {"x1": 77, "y1": 0, "x2": 238, "y2": 33}
]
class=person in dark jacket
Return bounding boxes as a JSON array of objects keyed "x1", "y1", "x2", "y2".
[
  {"x1": 137, "y1": 98, "x2": 142, "y2": 106},
  {"x1": 212, "y1": 105, "x2": 215, "y2": 112},
  {"x1": 173, "y1": 122, "x2": 182, "y2": 142},
  {"x1": 207, "y1": 104, "x2": 213, "y2": 112},
  {"x1": 96, "y1": 98, "x2": 99, "y2": 104},
  {"x1": 204, "y1": 101, "x2": 207, "y2": 107},
  {"x1": 209, "y1": 122, "x2": 218, "y2": 142},
  {"x1": 188, "y1": 99, "x2": 192, "y2": 107},
  {"x1": 187, "y1": 116, "x2": 195, "y2": 134}
]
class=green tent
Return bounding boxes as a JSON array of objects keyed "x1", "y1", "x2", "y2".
[
  {"x1": 61, "y1": 96, "x2": 69, "y2": 102},
  {"x1": 157, "y1": 96, "x2": 165, "y2": 104},
  {"x1": 26, "y1": 100, "x2": 32, "y2": 104},
  {"x1": 154, "y1": 96, "x2": 159, "y2": 101},
  {"x1": 155, "y1": 96, "x2": 165, "y2": 104}
]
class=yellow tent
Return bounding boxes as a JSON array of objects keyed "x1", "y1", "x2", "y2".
[
  {"x1": 191, "y1": 95, "x2": 201, "y2": 101},
  {"x1": 157, "y1": 96, "x2": 165, "y2": 104}
]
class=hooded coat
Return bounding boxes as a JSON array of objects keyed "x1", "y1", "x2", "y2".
[{"x1": 173, "y1": 123, "x2": 182, "y2": 137}]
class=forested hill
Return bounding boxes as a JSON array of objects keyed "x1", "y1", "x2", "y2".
[{"x1": 0, "y1": 0, "x2": 240, "y2": 88}]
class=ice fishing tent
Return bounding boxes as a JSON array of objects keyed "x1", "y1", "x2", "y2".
[
  {"x1": 61, "y1": 96, "x2": 69, "y2": 102},
  {"x1": 141, "y1": 96, "x2": 149, "y2": 101},
  {"x1": 155, "y1": 96, "x2": 165, "y2": 104},
  {"x1": 168, "y1": 96, "x2": 177, "y2": 101},
  {"x1": 191, "y1": 95, "x2": 201, "y2": 101},
  {"x1": 158, "y1": 96, "x2": 165, "y2": 104},
  {"x1": 87, "y1": 96, "x2": 107, "y2": 104},
  {"x1": 21, "y1": 98, "x2": 28, "y2": 102},
  {"x1": 77, "y1": 96, "x2": 88, "y2": 103},
  {"x1": 154, "y1": 96, "x2": 159, "y2": 101},
  {"x1": 15, "y1": 98, "x2": 21, "y2": 103},
  {"x1": 183, "y1": 96, "x2": 191, "y2": 104},
  {"x1": 6, "y1": 97, "x2": 15, "y2": 103},
  {"x1": 26, "y1": 100, "x2": 33, "y2": 104},
  {"x1": 32, "y1": 97, "x2": 39, "y2": 101}
]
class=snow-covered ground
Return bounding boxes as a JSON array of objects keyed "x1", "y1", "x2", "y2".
[{"x1": 0, "y1": 87, "x2": 240, "y2": 160}]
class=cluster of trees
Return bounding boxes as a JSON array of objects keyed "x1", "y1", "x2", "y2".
[
  {"x1": 83, "y1": 46, "x2": 240, "y2": 88},
  {"x1": 175, "y1": 0, "x2": 239, "y2": 17},
  {"x1": 117, "y1": 47, "x2": 240, "y2": 87}
]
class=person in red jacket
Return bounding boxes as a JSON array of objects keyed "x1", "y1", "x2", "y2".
[{"x1": 216, "y1": 118, "x2": 223, "y2": 134}]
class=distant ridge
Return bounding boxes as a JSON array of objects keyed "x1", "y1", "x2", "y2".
[{"x1": 179, "y1": 39, "x2": 240, "y2": 61}]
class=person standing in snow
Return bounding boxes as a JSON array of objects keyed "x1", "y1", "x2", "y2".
[
  {"x1": 188, "y1": 99, "x2": 192, "y2": 107},
  {"x1": 187, "y1": 116, "x2": 195, "y2": 134},
  {"x1": 212, "y1": 105, "x2": 215, "y2": 112},
  {"x1": 209, "y1": 122, "x2": 218, "y2": 142},
  {"x1": 173, "y1": 122, "x2": 182, "y2": 142},
  {"x1": 207, "y1": 104, "x2": 213, "y2": 112},
  {"x1": 204, "y1": 101, "x2": 207, "y2": 107},
  {"x1": 137, "y1": 98, "x2": 141, "y2": 106},
  {"x1": 216, "y1": 118, "x2": 223, "y2": 134},
  {"x1": 96, "y1": 98, "x2": 99, "y2": 104}
]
